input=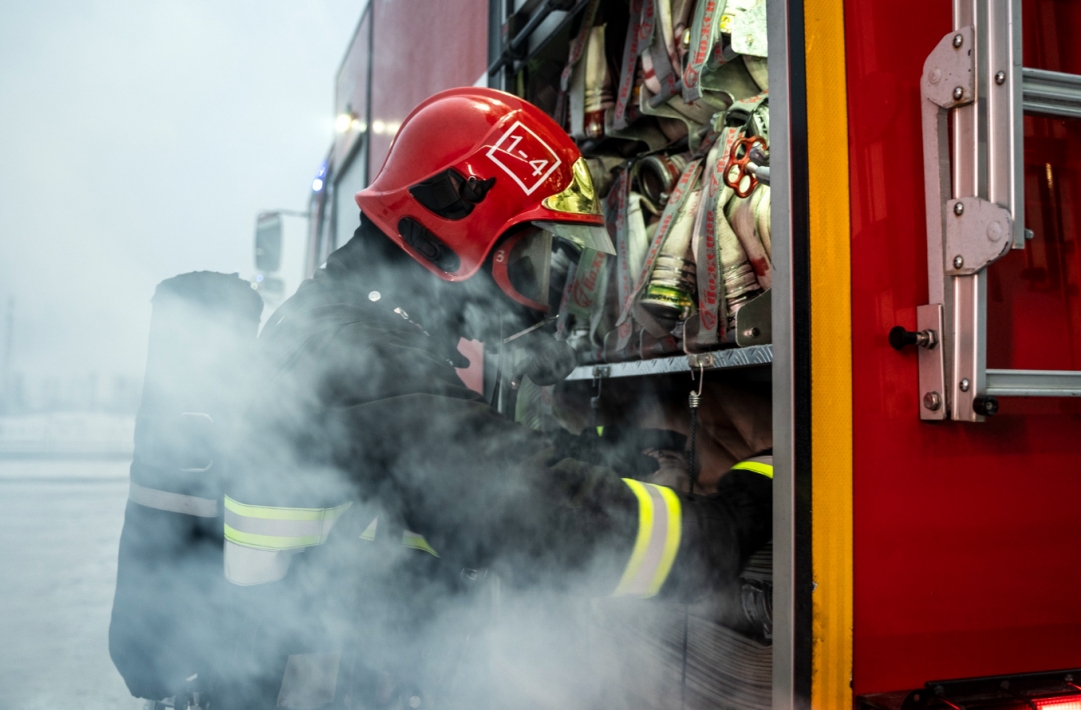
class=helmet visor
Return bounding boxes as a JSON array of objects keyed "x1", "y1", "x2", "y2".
[
  {"x1": 507, "y1": 228, "x2": 552, "y2": 305},
  {"x1": 531, "y1": 221, "x2": 616, "y2": 255},
  {"x1": 492, "y1": 228, "x2": 553, "y2": 311}
]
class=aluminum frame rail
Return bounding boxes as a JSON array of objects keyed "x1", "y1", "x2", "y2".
[
  {"x1": 1022, "y1": 67, "x2": 1081, "y2": 119},
  {"x1": 563, "y1": 345, "x2": 773, "y2": 380},
  {"x1": 914, "y1": 0, "x2": 1081, "y2": 422}
]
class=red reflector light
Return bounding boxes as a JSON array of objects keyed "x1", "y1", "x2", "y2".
[{"x1": 1035, "y1": 697, "x2": 1081, "y2": 709}]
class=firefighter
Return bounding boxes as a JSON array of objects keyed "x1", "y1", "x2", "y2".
[{"x1": 218, "y1": 87, "x2": 771, "y2": 708}]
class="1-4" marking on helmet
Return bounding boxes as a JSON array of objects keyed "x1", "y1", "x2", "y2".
[{"x1": 486, "y1": 121, "x2": 562, "y2": 196}]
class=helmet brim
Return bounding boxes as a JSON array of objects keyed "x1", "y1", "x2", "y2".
[{"x1": 532, "y1": 221, "x2": 616, "y2": 255}]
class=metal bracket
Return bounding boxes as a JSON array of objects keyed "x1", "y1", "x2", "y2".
[
  {"x1": 943, "y1": 197, "x2": 1013, "y2": 275},
  {"x1": 922, "y1": 26, "x2": 975, "y2": 110},
  {"x1": 735, "y1": 288, "x2": 773, "y2": 346},
  {"x1": 917, "y1": 304, "x2": 947, "y2": 421},
  {"x1": 918, "y1": 25, "x2": 977, "y2": 422},
  {"x1": 688, "y1": 352, "x2": 716, "y2": 369}
]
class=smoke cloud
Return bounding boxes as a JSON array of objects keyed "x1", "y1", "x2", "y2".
[{"x1": 0, "y1": 4, "x2": 773, "y2": 708}]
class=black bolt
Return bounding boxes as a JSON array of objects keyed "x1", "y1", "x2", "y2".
[
  {"x1": 889, "y1": 326, "x2": 917, "y2": 350},
  {"x1": 973, "y1": 395, "x2": 999, "y2": 417}
]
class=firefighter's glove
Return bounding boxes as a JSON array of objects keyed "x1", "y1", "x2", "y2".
[
  {"x1": 509, "y1": 330, "x2": 578, "y2": 386},
  {"x1": 666, "y1": 467, "x2": 773, "y2": 602}
]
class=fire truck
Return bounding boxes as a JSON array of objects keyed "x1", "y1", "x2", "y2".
[{"x1": 253, "y1": 0, "x2": 1081, "y2": 707}]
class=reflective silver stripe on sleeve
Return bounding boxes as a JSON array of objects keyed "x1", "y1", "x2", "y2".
[{"x1": 128, "y1": 481, "x2": 219, "y2": 518}]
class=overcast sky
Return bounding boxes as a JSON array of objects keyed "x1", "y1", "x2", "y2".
[{"x1": 0, "y1": 0, "x2": 362, "y2": 386}]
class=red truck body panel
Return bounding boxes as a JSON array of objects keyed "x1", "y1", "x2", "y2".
[
  {"x1": 368, "y1": 0, "x2": 489, "y2": 180},
  {"x1": 846, "y1": 0, "x2": 1081, "y2": 695},
  {"x1": 335, "y1": 12, "x2": 371, "y2": 170}
]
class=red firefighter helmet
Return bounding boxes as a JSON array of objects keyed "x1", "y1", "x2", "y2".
[{"x1": 355, "y1": 87, "x2": 613, "y2": 311}]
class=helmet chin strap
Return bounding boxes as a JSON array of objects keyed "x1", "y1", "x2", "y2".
[
  {"x1": 503, "y1": 316, "x2": 557, "y2": 344},
  {"x1": 499, "y1": 315, "x2": 578, "y2": 388}
]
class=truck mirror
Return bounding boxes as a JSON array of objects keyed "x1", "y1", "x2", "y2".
[{"x1": 255, "y1": 214, "x2": 283, "y2": 273}]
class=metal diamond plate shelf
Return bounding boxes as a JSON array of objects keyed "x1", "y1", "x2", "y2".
[{"x1": 564, "y1": 345, "x2": 773, "y2": 381}]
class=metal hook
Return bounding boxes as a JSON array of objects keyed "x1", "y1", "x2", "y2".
[{"x1": 689, "y1": 362, "x2": 705, "y2": 408}]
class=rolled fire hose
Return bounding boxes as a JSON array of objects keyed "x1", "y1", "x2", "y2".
[
  {"x1": 615, "y1": 159, "x2": 703, "y2": 351},
  {"x1": 691, "y1": 127, "x2": 752, "y2": 343},
  {"x1": 584, "y1": 25, "x2": 613, "y2": 138},
  {"x1": 556, "y1": 0, "x2": 602, "y2": 130},
  {"x1": 642, "y1": 0, "x2": 682, "y2": 103},
  {"x1": 640, "y1": 185, "x2": 703, "y2": 327},
  {"x1": 681, "y1": 0, "x2": 724, "y2": 103},
  {"x1": 570, "y1": 24, "x2": 613, "y2": 140},
  {"x1": 726, "y1": 191, "x2": 772, "y2": 290},
  {"x1": 626, "y1": 191, "x2": 651, "y2": 278},
  {"x1": 716, "y1": 193, "x2": 762, "y2": 326}
]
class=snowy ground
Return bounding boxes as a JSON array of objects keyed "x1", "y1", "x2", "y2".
[{"x1": 0, "y1": 458, "x2": 142, "y2": 710}]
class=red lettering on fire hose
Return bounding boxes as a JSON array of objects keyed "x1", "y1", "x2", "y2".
[
  {"x1": 572, "y1": 253, "x2": 605, "y2": 309},
  {"x1": 700, "y1": 211, "x2": 718, "y2": 330},
  {"x1": 639, "y1": 2, "x2": 654, "y2": 41},
  {"x1": 683, "y1": 0, "x2": 717, "y2": 90},
  {"x1": 684, "y1": 66, "x2": 700, "y2": 89}
]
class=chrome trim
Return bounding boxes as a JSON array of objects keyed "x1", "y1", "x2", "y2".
[
  {"x1": 768, "y1": 0, "x2": 798, "y2": 705},
  {"x1": 562, "y1": 345, "x2": 773, "y2": 380}
]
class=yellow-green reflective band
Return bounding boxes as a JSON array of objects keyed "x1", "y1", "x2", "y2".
[
  {"x1": 612, "y1": 479, "x2": 681, "y2": 598},
  {"x1": 359, "y1": 517, "x2": 439, "y2": 557},
  {"x1": 223, "y1": 496, "x2": 352, "y2": 551},
  {"x1": 730, "y1": 459, "x2": 774, "y2": 479},
  {"x1": 402, "y1": 531, "x2": 439, "y2": 557}
]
